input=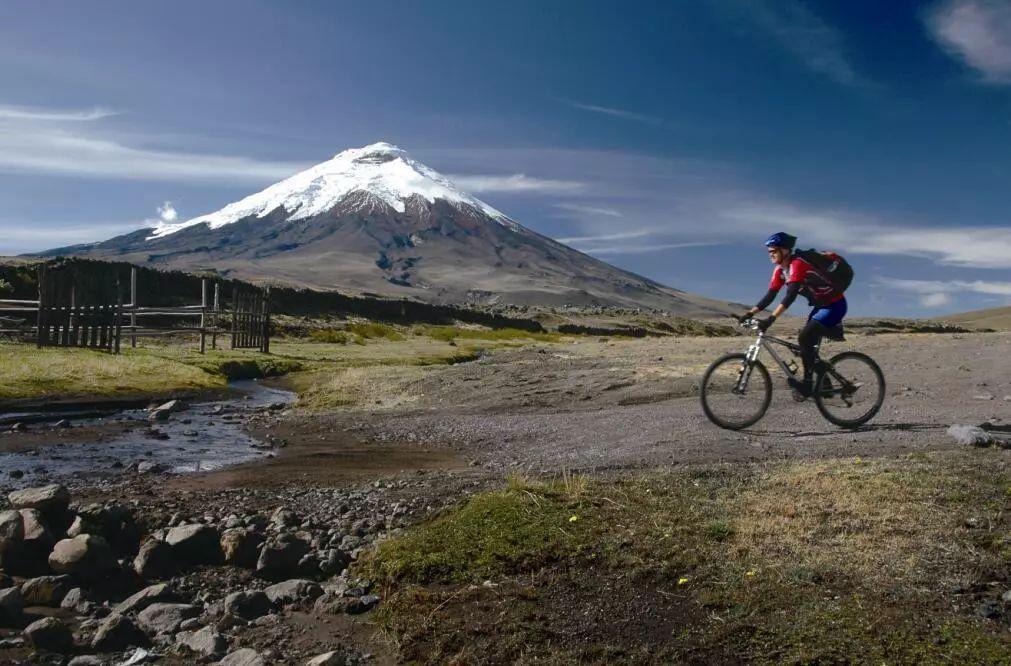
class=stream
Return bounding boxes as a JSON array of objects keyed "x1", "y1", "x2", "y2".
[{"x1": 0, "y1": 379, "x2": 296, "y2": 491}]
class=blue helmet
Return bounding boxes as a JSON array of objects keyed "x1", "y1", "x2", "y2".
[{"x1": 764, "y1": 232, "x2": 796, "y2": 249}]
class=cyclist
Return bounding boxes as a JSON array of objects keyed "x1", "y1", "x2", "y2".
[{"x1": 739, "y1": 232, "x2": 847, "y2": 398}]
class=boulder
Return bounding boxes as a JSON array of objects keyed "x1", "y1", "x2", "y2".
[
  {"x1": 23, "y1": 616, "x2": 74, "y2": 653},
  {"x1": 220, "y1": 647, "x2": 266, "y2": 666},
  {"x1": 68, "y1": 503, "x2": 141, "y2": 555},
  {"x1": 49, "y1": 534, "x2": 118, "y2": 580},
  {"x1": 220, "y1": 528, "x2": 263, "y2": 568},
  {"x1": 0, "y1": 587, "x2": 23, "y2": 627},
  {"x1": 318, "y1": 549, "x2": 350, "y2": 577},
  {"x1": 222, "y1": 590, "x2": 273, "y2": 620},
  {"x1": 176, "y1": 624, "x2": 227, "y2": 658},
  {"x1": 255, "y1": 534, "x2": 309, "y2": 581},
  {"x1": 344, "y1": 594, "x2": 380, "y2": 615},
  {"x1": 264, "y1": 579, "x2": 322, "y2": 606},
  {"x1": 18, "y1": 509, "x2": 54, "y2": 563},
  {"x1": 269, "y1": 507, "x2": 298, "y2": 531},
  {"x1": 7, "y1": 484, "x2": 70, "y2": 520},
  {"x1": 149, "y1": 399, "x2": 187, "y2": 421},
  {"x1": 69, "y1": 657, "x2": 104, "y2": 666},
  {"x1": 306, "y1": 651, "x2": 348, "y2": 666},
  {"x1": 113, "y1": 583, "x2": 179, "y2": 615},
  {"x1": 60, "y1": 587, "x2": 86, "y2": 610},
  {"x1": 0, "y1": 510, "x2": 31, "y2": 575},
  {"x1": 136, "y1": 602, "x2": 201, "y2": 635},
  {"x1": 133, "y1": 538, "x2": 177, "y2": 579},
  {"x1": 91, "y1": 612, "x2": 150, "y2": 651},
  {"x1": 20, "y1": 575, "x2": 74, "y2": 606},
  {"x1": 166, "y1": 524, "x2": 222, "y2": 565}
]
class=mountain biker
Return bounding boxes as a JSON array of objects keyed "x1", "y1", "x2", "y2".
[{"x1": 739, "y1": 232, "x2": 847, "y2": 398}]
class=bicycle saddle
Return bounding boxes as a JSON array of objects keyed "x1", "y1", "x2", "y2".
[{"x1": 823, "y1": 325, "x2": 845, "y2": 341}]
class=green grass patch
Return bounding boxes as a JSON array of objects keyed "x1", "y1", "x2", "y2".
[
  {"x1": 308, "y1": 329, "x2": 363, "y2": 345},
  {"x1": 414, "y1": 324, "x2": 561, "y2": 343},
  {"x1": 347, "y1": 321, "x2": 405, "y2": 341}
]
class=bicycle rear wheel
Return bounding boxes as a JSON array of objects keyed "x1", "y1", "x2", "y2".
[
  {"x1": 700, "y1": 353, "x2": 772, "y2": 430},
  {"x1": 813, "y1": 351, "x2": 885, "y2": 428}
]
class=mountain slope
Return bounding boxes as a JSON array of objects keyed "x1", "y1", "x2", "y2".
[
  {"x1": 50, "y1": 142, "x2": 735, "y2": 317},
  {"x1": 940, "y1": 305, "x2": 1011, "y2": 331}
]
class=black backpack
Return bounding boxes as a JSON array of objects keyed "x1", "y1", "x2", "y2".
[{"x1": 795, "y1": 249, "x2": 854, "y2": 292}]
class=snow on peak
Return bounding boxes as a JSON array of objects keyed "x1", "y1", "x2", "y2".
[{"x1": 148, "y1": 142, "x2": 509, "y2": 239}]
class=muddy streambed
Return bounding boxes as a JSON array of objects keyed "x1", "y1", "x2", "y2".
[{"x1": 0, "y1": 380, "x2": 295, "y2": 491}]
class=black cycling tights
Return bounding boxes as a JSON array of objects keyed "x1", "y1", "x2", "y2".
[{"x1": 797, "y1": 319, "x2": 828, "y2": 381}]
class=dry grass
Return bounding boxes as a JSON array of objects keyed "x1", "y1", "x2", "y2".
[{"x1": 298, "y1": 365, "x2": 427, "y2": 410}]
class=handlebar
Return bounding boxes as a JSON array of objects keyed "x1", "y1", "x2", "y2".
[{"x1": 731, "y1": 316, "x2": 760, "y2": 331}]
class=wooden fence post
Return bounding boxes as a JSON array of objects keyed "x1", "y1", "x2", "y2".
[
  {"x1": 199, "y1": 278, "x2": 207, "y2": 354},
  {"x1": 130, "y1": 267, "x2": 137, "y2": 348},
  {"x1": 262, "y1": 286, "x2": 271, "y2": 354},
  {"x1": 212, "y1": 283, "x2": 219, "y2": 349},
  {"x1": 35, "y1": 267, "x2": 46, "y2": 348}
]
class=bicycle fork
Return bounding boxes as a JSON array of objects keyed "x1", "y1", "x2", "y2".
[{"x1": 734, "y1": 339, "x2": 762, "y2": 394}]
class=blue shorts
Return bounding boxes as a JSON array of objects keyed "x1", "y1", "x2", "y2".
[{"x1": 809, "y1": 297, "x2": 847, "y2": 328}]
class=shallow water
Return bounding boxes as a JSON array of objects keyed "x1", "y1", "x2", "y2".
[{"x1": 0, "y1": 379, "x2": 295, "y2": 491}]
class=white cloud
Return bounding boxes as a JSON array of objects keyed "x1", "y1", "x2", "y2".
[
  {"x1": 724, "y1": 202, "x2": 1011, "y2": 269},
  {"x1": 560, "y1": 99, "x2": 663, "y2": 125},
  {"x1": 156, "y1": 201, "x2": 178, "y2": 223},
  {"x1": 448, "y1": 173, "x2": 584, "y2": 194},
  {"x1": 586, "y1": 242, "x2": 722, "y2": 255},
  {"x1": 557, "y1": 229, "x2": 652, "y2": 244},
  {"x1": 920, "y1": 292, "x2": 952, "y2": 308},
  {"x1": 554, "y1": 203, "x2": 624, "y2": 218},
  {"x1": 0, "y1": 103, "x2": 309, "y2": 184},
  {"x1": 734, "y1": 0, "x2": 870, "y2": 87},
  {"x1": 0, "y1": 104, "x2": 119, "y2": 122},
  {"x1": 881, "y1": 276, "x2": 1011, "y2": 297},
  {"x1": 0, "y1": 221, "x2": 152, "y2": 254},
  {"x1": 925, "y1": 0, "x2": 1011, "y2": 84}
]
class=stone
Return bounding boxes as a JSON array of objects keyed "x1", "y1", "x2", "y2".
[
  {"x1": 23, "y1": 616, "x2": 74, "y2": 653},
  {"x1": 344, "y1": 594, "x2": 380, "y2": 615},
  {"x1": 264, "y1": 579, "x2": 323, "y2": 606},
  {"x1": 49, "y1": 534, "x2": 118, "y2": 580},
  {"x1": 220, "y1": 528, "x2": 263, "y2": 568},
  {"x1": 977, "y1": 600, "x2": 1001, "y2": 620},
  {"x1": 270, "y1": 507, "x2": 298, "y2": 530},
  {"x1": 1002, "y1": 589, "x2": 1011, "y2": 604},
  {"x1": 166, "y1": 524, "x2": 222, "y2": 565},
  {"x1": 0, "y1": 587, "x2": 23, "y2": 627},
  {"x1": 69, "y1": 657, "x2": 104, "y2": 666},
  {"x1": 176, "y1": 624, "x2": 227, "y2": 658},
  {"x1": 305, "y1": 651, "x2": 348, "y2": 666},
  {"x1": 7, "y1": 484, "x2": 70, "y2": 518},
  {"x1": 318, "y1": 549, "x2": 350, "y2": 577},
  {"x1": 133, "y1": 538, "x2": 177, "y2": 579},
  {"x1": 136, "y1": 602, "x2": 201, "y2": 635},
  {"x1": 113, "y1": 583, "x2": 179, "y2": 615},
  {"x1": 222, "y1": 590, "x2": 273, "y2": 620},
  {"x1": 60, "y1": 587, "x2": 86, "y2": 610},
  {"x1": 70, "y1": 503, "x2": 141, "y2": 555},
  {"x1": 220, "y1": 647, "x2": 266, "y2": 666},
  {"x1": 92, "y1": 613, "x2": 149, "y2": 651},
  {"x1": 0, "y1": 510, "x2": 30, "y2": 575},
  {"x1": 255, "y1": 534, "x2": 309, "y2": 581},
  {"x1": 20, "y1": 575, "x2": 74, "y2": 606},
  {"x1": 149, "y1": 399, "x2": 187, "y2": 421},
  {"x1": 18, "y1": 509, "x2": 52, "y2": 547}
]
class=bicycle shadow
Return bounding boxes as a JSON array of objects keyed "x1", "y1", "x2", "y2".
[{"x1": 744, "y1": 422, "x2": 947, "y2": 438}]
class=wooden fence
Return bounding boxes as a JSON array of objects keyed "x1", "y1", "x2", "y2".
[{"x1": 0, "y1": 266, "x2": 271, "y2": 354}]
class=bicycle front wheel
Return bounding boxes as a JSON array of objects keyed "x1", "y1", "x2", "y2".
[
  {"x1": 813, "y1": 351, "x2": 885, "y2": 428},
  {"x1": 700, "y1": 353, "x2": 772, "y2": 430}
]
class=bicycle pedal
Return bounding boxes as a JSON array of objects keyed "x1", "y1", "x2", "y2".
[{"x1": 791, "y1": 390, "x2": 807, "y2": 403}]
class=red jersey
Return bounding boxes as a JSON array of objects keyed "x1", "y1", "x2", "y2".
[{"x1": 770, "y1": 257, "x2": 844, "y2": 306}]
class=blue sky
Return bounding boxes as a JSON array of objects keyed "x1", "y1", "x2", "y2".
[{"x1": 1, "y1": 0, "x2": 1010, "y2": 317}]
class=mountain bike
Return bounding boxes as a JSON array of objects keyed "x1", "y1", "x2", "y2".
[{"x1": 700, "y1": 318, "x2": 885, "y2": 430}]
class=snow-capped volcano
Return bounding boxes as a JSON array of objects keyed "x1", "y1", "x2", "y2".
[
  {"x1": 150, "y1": 142, "x2": 508, "y2": 239},
  {"x1": 47, "y1": 142, "x2": 734, "y2": 316}
]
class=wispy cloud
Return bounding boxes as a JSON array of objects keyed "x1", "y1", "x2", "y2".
[
  {"x1": 924, "y1": 0, "x2": 1011, "y2": 84},
  {"x1": 557, "y1": 229, "x2": 652, "y2": 244},
  {"x1": 877, "y1": 275, "x2": 1011, "y2": 308},
  {"x1": 586, "y1": 242, "x2": 722, "y2": 255},
  {"x1": 725, "y1": 202, "x2": 1011, "y2": 269},
  {"x1": 0, "y1": 104, "x2": 120, "y2": 122},
  {"x1": 731, "y1": 0, "x2": 870, "y2": 87},
  {"x1": 156, "y1": 201, "x2": 178, "y2": 223},
  {"x1": 0, "y1": 102, "x2": 309, "y2": 184},
  {"x1": 561, "y1": 99, "x2": 664, "y2": 125},
  {"x1": 554, "y1": 203, "x2": 624, "y2": 218},
  {"x1": 448, "y1": 173, "x2": 584, "y2": 193}
]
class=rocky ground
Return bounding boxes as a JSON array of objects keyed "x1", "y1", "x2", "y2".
[{"x1": 0, "y1": 330, "x2": 1009, "y2": 664}]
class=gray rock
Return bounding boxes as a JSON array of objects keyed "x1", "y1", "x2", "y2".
[
  {"x1": 264, "y1": 579, "x2": 323, "y2": 606},
  {"x1": 114, "y1": 583, "x2": 179, "y2": 615},
  {"x1": 176, "y1": 625, "x2": 227, "y2": 658},
  {"x1": 0, "y1": 510, "x2": 23, "y2": 541},
  {"x1": 219, "y1": 647, "x2": 266, "y2": 666},
  {"x1": 24, "y1": 616, "x2": 74, "y2": 653},
  {"x1": 0, "y1": 587, "x2": 23, "y2": 627},
  {"x1": 977, "y1": 600, "x2": 1001, "y2": 620},
  {"x1": 137, "y1": 602, "x2": 201, "y2": 635},
  {"x1": 18, "y1": 509, "x2": 52, "y2": 547},
  {"x1": 305, "y1": 651, "x2": 348, "y2": 666},
  {"x1": 137, "y1": 461, "x2": 170, "y2": 474},
  {"x1": 92, "y1": 612, "x2": 149, "y2": 651},
  {"x1": 70, "y1": 503, "x2": 141, "y2": 555},
  {"x1": 21, "y1": 575, "x2": 74, "y2": 606},
  {"x1": 0, "y1": 510, "x2": 29, "y2": 575},
  {"x1": 49, "y1": 534, "x2": 118, "y2": 580},
  {"x1": 1002, "y1": 589, "x2": 1011, "y2": 604},
  {"x1": 220, "y1": 528, "x2": 263, "y2": 568},
  {"x1": 149, "y1": 399, "x2": 187, "y2": 421},
  {"x1": 255, "y1": 534, "x2": 309, "y2": 581},
  {"x1": 179, "y1": 617, "x2": 202, "y2": 631},
  {"x1": 166, "y1": 524, "x2": 222, "y2": 565},
  {"x1": 318, "y1": 549, "x2": 350, "y2": 577},
  {"x1": 7, "y1": 484, "x2": 70, "y2": 518},
  {"x1": 222, "y1": 590, "x2": 273, "y2": 620},
  {"x1": 69, "y1": 657, "x2": 104, "y2": 666},
  {"x1": 345, "y1": 594, "x2": 380, "y2": 615},
  {"x1": 60, "y1": 587, "x2": 86, "y2": 610},
  {"x1": 133, "y1": 538, "x2": 177, "y2": 579},
  {"x1": 269, "y1": 507, "x2": 298, "y2": 530}
]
